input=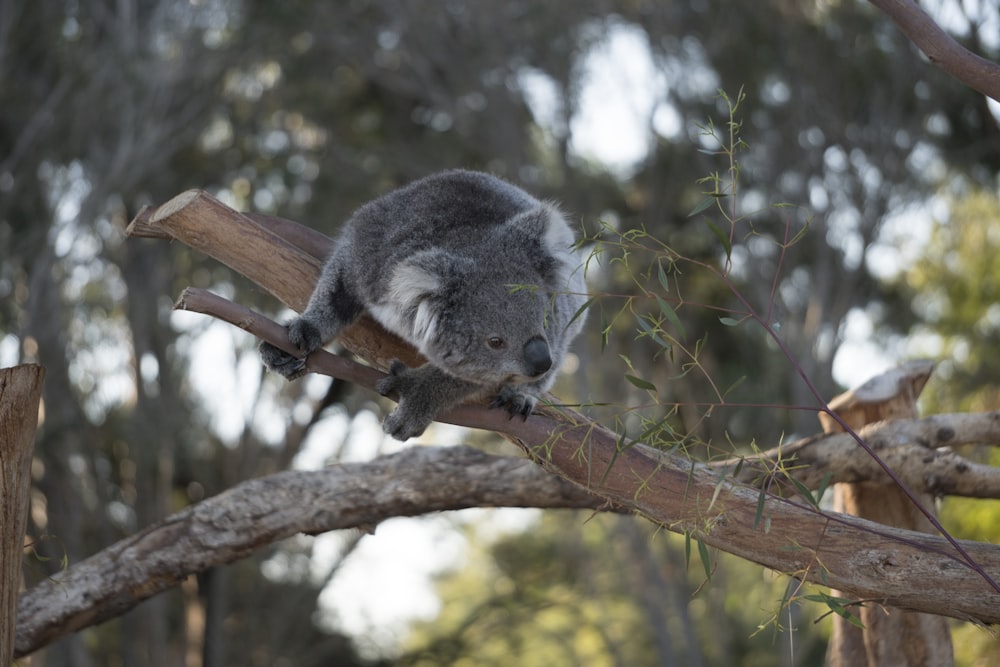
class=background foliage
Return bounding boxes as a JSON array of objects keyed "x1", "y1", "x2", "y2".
[{"x1": 2, "y1": 0, "x2": 999, "y2": 664}]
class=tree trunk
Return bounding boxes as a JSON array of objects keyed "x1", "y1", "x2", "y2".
[
  {"x1": 821, "y1": 361, "x2": 954, "y2": 667},
  {"x1": 0, "y1": 364, "x2": 45, "y2": 664}
]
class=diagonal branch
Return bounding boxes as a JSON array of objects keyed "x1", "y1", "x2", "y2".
[
  {"x1": 870, "y1": 0, "x2": 1000, "y2": 101},
  {"x1": 180, "y1": 284, "x2": 1000, "y2": 501}
]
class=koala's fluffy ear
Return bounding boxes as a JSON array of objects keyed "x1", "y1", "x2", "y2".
[
  {"x1": 506, "y1": 204, "x2": 573, "y2": 249},
  {"x1": 390, "y1": 248, "x2": 474, "y2": 300},
  {"x1": 387, "y1": 249, "x2": 470, "y2": 347},
  {"x1": 502, "y1": 204, "x2": 576, "y2": 280}
]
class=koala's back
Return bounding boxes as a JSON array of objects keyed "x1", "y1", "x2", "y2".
[{"x1": 340, "y1": 171, "x2": 541, "y2": 286}]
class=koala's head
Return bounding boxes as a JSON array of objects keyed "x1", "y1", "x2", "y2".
[{"x1": 385, "y1": 206, "x2": 575, "y2": 385}]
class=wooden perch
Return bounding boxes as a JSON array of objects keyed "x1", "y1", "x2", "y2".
[
  {"x1": 1, "y1": 364, "x2": 45, "y2": 665},
  {"x1": 127, "y1": 190, "x2": 424, "y2": 370},
  {"x1": 820, "y1": 360, "x2": 950, "y2": 666}
]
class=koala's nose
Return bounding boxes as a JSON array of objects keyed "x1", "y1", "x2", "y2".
[{"x1": 523, "y1": 336, "x2": 552, "y2": 377}]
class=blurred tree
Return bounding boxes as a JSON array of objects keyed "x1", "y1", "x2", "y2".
[
  {"x1": 2, "y1": 0, "x2": 998, "y2": 664},
  {"x1": 399, "y1": 512, "x2": 829, "y2": 667},
  {"x1": 892, "y1": 191, "x2": 1000, "y2": 667}
]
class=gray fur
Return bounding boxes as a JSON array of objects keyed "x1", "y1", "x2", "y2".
[{"x1": 260, "y1": 169, "x2": 588, "y2": 440}]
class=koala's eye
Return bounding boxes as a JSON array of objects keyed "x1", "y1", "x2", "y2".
[{"x1": 487, "y1": 337, "x2": 506, "y2": 350}]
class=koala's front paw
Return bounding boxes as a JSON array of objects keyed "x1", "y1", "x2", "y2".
[
  {"x1": 286, "y1": 318, "x2": 322, "y2": 354},
  {"x1": 259, "y1": 318, "x2": 323, "y2": 380},
  {"x1": 259, "y1": 341, "x2": 307, "y2": 379},
  {"x1": 491, "y1": 385, "x2": 539, "y2": 420}
]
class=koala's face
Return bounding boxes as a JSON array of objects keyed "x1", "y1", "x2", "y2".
[{"x1": 427, "y1": 284, "x2": 554, "y2": 385}]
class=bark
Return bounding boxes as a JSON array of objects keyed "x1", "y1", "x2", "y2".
[
  {"x1": 1, "y1": 364, "x2": 45, "y2": 664},
  {"x1": 14, "y1": 446, "x2": 606, "y2": 657},
  {"x1": 725, "y1": 411, "x2": 1000, "y2": 497}
]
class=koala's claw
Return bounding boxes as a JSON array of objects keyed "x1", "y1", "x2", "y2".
[
  {"x1": 491, "y1": 386, "x2": 538, "y2": 420},
  {"x1": 259, "y1": 341, "x2": 308, "y2": 380},
  {"x1": 381, "y1": 408, "x2": 433, "y2": 441},
  {"x1": 259, "y1": 318, "x2": 323, "y2": 381},
  {"x1": 375, "y1": 360, "x2": 410, "y2": 397}
]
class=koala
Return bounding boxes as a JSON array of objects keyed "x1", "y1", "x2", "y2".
[{"x1": 259, "y1": 169, "x2": 588, "y2": 441}]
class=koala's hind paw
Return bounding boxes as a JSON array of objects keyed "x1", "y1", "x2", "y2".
[
  {"x1": 381, "y1": 407, "x2": 434, "y2": 441},
  {"x1": 491, "y1": 386, "x2": 539, "y2": 420},
  {"x1": 375, "y1": 361, "x2": 434, "y2": 440}
]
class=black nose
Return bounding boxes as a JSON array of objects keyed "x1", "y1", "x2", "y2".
[{"x1": 523, "y1": 336, "x2": 552, "y2": 377}]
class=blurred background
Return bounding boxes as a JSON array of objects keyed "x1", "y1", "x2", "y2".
[{"x1": 3, "y1": 0, "x2": 1000, "y2": 665}]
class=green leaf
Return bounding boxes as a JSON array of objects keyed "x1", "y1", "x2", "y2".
[
  {"x1": 636, "y1": 315, "x2": 672, "y2": 352},
  {"x1": 625, "y1": 374, "x2": 657, "y2": 392},
  {"x1": 719, "y1": 316, "x2": 741, "y2": 326},
  {"x1": 655, "y1": 295, "x2": 687, "y2": 341},
  {"x1": 754, "y1": 487, "x2": 767, "y2": 529},
  {"x1": 704, "y1": 219, "x2": 732, "y2": 256},
  {"x1": 687, "y1": 196, "x2": 717, "y2": 217},
  {"x1": 790, "y1": 477, "x2": 819, "y2": 509},
  {"x1": 657, "y1": 261, "x2": 670, "y2": 293},
  {"x1": 697, "y1": 539, "x2": 712, "y2": 580},
  {"x1": 600, "y1": 428, "x2": 629, "y2": 485},
  {"x1": 600, "y1": 310, "x2": 609, "y2": 353},
  {"x1": 815, "y1": 472, "x2": 833, "y2": 506}
]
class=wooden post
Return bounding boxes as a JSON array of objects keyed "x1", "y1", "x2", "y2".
[
  {"x1": 0, "y1": 364, "x2": 45, "y2": 664},
  {"x1": 820, "y1": 360, "x2": 953, "y2": 667}
]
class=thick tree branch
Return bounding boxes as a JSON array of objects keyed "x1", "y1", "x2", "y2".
[
  {"x1": 871, "y1": 0, "x2": 1000, "y2": 101},
  {"x1": 15, "y1": 446, "x2": 608, "y2": 658}
]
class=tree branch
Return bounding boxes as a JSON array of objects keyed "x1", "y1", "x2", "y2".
[
  {"x1": 15, "y1": 446, "x2": 609, "y2": 657},
  {"x1": 104, "y1": 190, "x2": 1000, "y2": 635},
  {"x1": 870, "y1": 0, "x2": 1000, "y2": 102},
  {"x1": 179, "y1": 284, "x2": 1000, "y2": 500},
  {"x1": 725, "y1": 412, "x2": 1000, "y2": 498}
]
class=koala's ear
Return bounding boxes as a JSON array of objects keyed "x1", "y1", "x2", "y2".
[
  {"x1": 388, "y1": 249, "x2": 468, "y2": 307},
  {"x1": 504, "y1": 204, "x2": 577, "y2": 280}
]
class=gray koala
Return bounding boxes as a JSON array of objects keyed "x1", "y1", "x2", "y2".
[{"x1": 259, "y1": 169, "x2": 587, "y2": 440}]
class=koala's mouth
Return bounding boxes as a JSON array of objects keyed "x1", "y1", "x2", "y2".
[{"x1": 507, "y1": 371, "x2": 545, "y2": 383}]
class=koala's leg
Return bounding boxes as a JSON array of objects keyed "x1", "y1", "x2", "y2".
[
  {"x1": 376, "y1": 362, "x2": 480, "y2": 440},
  {"x1": 260, "y1": 254, "x2": 362, "y2": 380}
]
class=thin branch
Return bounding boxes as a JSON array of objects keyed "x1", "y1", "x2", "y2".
[{"x1": 871, "y1": 0, "x2": 1000, "y2": 102}]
